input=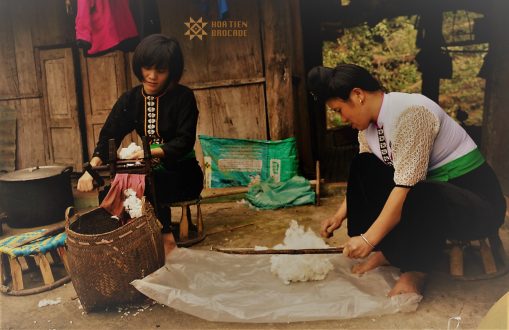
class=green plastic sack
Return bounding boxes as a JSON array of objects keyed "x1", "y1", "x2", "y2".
[
  {"x1": 246, "y1": 176, "x2": 316, "y2": 210},
  {"x1": 199, "y1": 135, "x2": 298, "y2": 188}
]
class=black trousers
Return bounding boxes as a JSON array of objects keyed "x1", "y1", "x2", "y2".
[
  {"x1": 346, "y1": 153, "x2": 506, "y2": 272},
  {"x1": 147, "y1": 158, "x2": 204, "y2": 233}
]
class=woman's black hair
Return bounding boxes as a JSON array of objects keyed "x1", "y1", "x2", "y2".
[
  {"x1": 132, "y1": 34, "x2": 184, "y2": 84},
  {"x1": 307, "y1": 64, "x2": 383, "y2": 102}
]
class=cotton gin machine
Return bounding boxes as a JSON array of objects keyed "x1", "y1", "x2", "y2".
[{"x1": 64, "y1": 201, "x2": 164, "y2": 312}]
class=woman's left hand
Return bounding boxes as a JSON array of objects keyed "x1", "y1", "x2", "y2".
[{"x1": 343, "y1": 236, "x2": 374, "y2": 259}]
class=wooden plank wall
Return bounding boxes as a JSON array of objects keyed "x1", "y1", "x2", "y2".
[
  {"x1": 0, "y1": 0, "x2": 73, "y2": 170},
  {"x1": 0, "y1": 0, "x2": 313, "y2": 175},
  {"x1": 157, "y1": 0, "x2": 267, "y2": 143},
  {"x1": 156, "y1": 0, "x2": 312, "y2": 173},
  {"x1": 481, "y1": 1, "x2": 509, "y2": 195},
  {"x1": 80, "y1": 51, "x2": 130, "y2": 157}
]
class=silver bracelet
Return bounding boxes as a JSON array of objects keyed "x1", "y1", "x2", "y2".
[{"x1": 360, "y1": 233, "x2": 375, "y2": 249}]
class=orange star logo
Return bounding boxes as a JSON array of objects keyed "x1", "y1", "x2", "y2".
[{"x1": 184, "y1": 17, "x2": 208, "y2": 40}]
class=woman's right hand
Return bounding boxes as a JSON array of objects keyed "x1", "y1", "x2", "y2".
[
  {"x1": 77, "y1": 172, "x2": 94, "y2": 192},
  {"x1": 320, "y1": 215, "x2": 344, "y2": 238}
]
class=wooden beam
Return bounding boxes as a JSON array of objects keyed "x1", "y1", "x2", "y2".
[
  {"x1": 289, "y1": 0, "x2": 314, "y2": 177},
  {"x1": 261, "y1": 0, "x2": 295, "y2": 140},
  {"x1": 188, "y1": 77, "x2": 265, "y2": 91},
  {"x1": 320, "y1": 0, "x2": 495, "y2": 29}
]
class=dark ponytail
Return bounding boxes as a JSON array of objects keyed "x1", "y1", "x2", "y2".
[{"x1": 307, "y1": 64, "x2": 382, "y2": 102}]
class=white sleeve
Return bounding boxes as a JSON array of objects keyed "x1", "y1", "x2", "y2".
[
  {"x1": 358, "y1": 130, "x2": 371, "y2": 153},
  {"x1": 392, "y1": 106, "x2": 440, "y2": 187}
]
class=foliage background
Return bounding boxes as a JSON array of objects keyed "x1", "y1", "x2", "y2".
[{"x1": 322, "y1": 12, "x2": 487, "y2": 129}]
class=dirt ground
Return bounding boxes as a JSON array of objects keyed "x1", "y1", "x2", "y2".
[{"x1": 1, "y1": 186, "x2": 508, "y2": 330}]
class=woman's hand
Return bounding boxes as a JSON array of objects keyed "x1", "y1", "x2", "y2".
[
  {"x1": 77, "y1": 172, "x2": 94, "y2": 192},
  {"x1": 320, "y1": 215, "x2": 344, "y2": 238},
  {"x1": 77, "y1": 156, "x2": 102, "y2": 192},
  {"x1": 343, "y1": 235, "x2": 374, "y2": 259}
]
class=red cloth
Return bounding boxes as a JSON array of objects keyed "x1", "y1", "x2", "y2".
[
  {"x1": 76, "y1": 0, "x2": 138, "y2": 55},
  {"x1": 100, "y1": 174, "x2": 145, "y2": 217}
]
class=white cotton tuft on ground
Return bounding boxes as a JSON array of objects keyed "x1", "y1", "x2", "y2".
[
  {"x1": 123, "y1": 188, "x2": 143, "y2": 218},
  {"x1": 118, "y1": 142, "x2": 142, "y2": 159},
  {"x1": 270, "y1": 220, "x2": 333, "y2": 284},
  {"x1": 38, "y1": 298, "x2": 61, "y2": 307}
]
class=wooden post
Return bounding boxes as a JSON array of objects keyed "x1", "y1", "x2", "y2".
[
  {"x1": 57, "y1": 247, "x2": 70, "y2": 272},
  {"x1": 417, "y1": 8, "x2": 444, "y2": 103},
  {"x1": 26, "y1": 255, "x2": 38, "y2": 272},
  {"x1": 197, "y1": 203, "x2": 203, "y2": 236},
  {"x1": 315, "y1": 160, "x2": 321, "y2": 206},
  {"x1": 18, "y1": 257, "x2": 29, "y2": 271},
  {"x1": 0, "y1": 255, "x2": 4, "y2": 285},
  {"x1": 479, "y1": 239, "x2": 497, "y2": 274},
  {"x1": 450, "y1": 245, "x2": 464, "y2": 277},
  {"x1": 179, "y1": 206, "x2": 189, "y2": 241},
  {"x1": 288, "y1": 0, "x2": 314, "y2": 176},
  {"x1": 480, "y1": 2, "x2": 509, "y2": 195},
  {"x1": 108, "y1": 138, "x2": 117, "y2": 177},
  {"x1": 261, "y1": 0, "x2": 295, "y2": 140},
  {"x1": 9, "y1": 258, "x2": 24, "y2": 291},
  {"x1": 35, "y1": 254, "x2": 55, "y2": 285},
  {"x1": 45, "y1": 252, "x2": 54, "y2": 265},
  {"x1": 489, "y1": 234, "x2": 507, "y2": 266}
]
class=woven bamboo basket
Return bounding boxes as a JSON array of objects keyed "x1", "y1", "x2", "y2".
[{"x1": 64, "y1": 202, "x2": 164, "y2": 312}]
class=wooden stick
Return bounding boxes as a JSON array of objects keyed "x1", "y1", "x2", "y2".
[
  {"x1": 200, "y1": 179, "x2": 325, "y2": 200},
  {"x1": 212, "y1": 246, "x2": 344, "y2": 255}
]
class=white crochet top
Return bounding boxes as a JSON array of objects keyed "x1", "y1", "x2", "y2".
[{"x1": 358, "y1": 92, "x2": 477, "y2": 187}]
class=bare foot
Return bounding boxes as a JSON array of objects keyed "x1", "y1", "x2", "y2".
[
  {"x1": 352, "y1": 251, "x2": 390, "y2": 274},
  {"x1": 388, "y1": 271, "x2": 427, "y2": 297},
  {"x1": 162, "y1": 233, "x2": 177, "y2": 256}
]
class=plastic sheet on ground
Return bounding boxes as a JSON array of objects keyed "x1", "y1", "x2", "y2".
[{"x1": 132, "y1": 248, "x2": 422, "y2": 323}]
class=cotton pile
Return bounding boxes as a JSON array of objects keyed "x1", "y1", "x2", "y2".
[
  {"x1": 123, "y1": 188, "x2": 143, "y2": 218},
  {"x1": 268, "y1": 220, "x2": 334, "y2": 284},
  {"x1": 119, "y1": 142, "x2": 142, "y2": 159}
]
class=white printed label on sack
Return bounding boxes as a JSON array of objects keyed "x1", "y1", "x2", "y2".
[
  {"x1": 270, "y1": 159, "x2": 281, "y2": 182},
  {"x1": 218, "y1": 159, "x2": 263, "y2": 172}
]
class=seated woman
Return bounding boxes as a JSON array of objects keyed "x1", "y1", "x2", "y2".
[
  {"x1": 307, "y1": 64, "x2": 506, "y2": 296},
  {"x1": 78, "y1": 34, "x2": 203, "y2": 255}
]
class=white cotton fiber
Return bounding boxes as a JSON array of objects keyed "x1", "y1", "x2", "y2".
[
  {"x1": 123, "y1": 188, "x2": 143, "y2": 218},
  {"x1": 270, "y1": 220, "x2": 333, "y2": 284},
  {"x1": 119, "y1": 142, "x2": 143, "y2": 159},
  {"x1": 37, "y1": 297, "x2": 61, "y2": 307}
]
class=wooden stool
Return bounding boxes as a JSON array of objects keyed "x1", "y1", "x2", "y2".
[
  {"x1": 167, "y1": 199, "x2": 205, "y2": 247},
  {"x1": 448, "y1": 233, "x2": 508, "y2": 280},
  {"x1": 0, "y1": 230, "x2": 70, "y2": 295}
]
